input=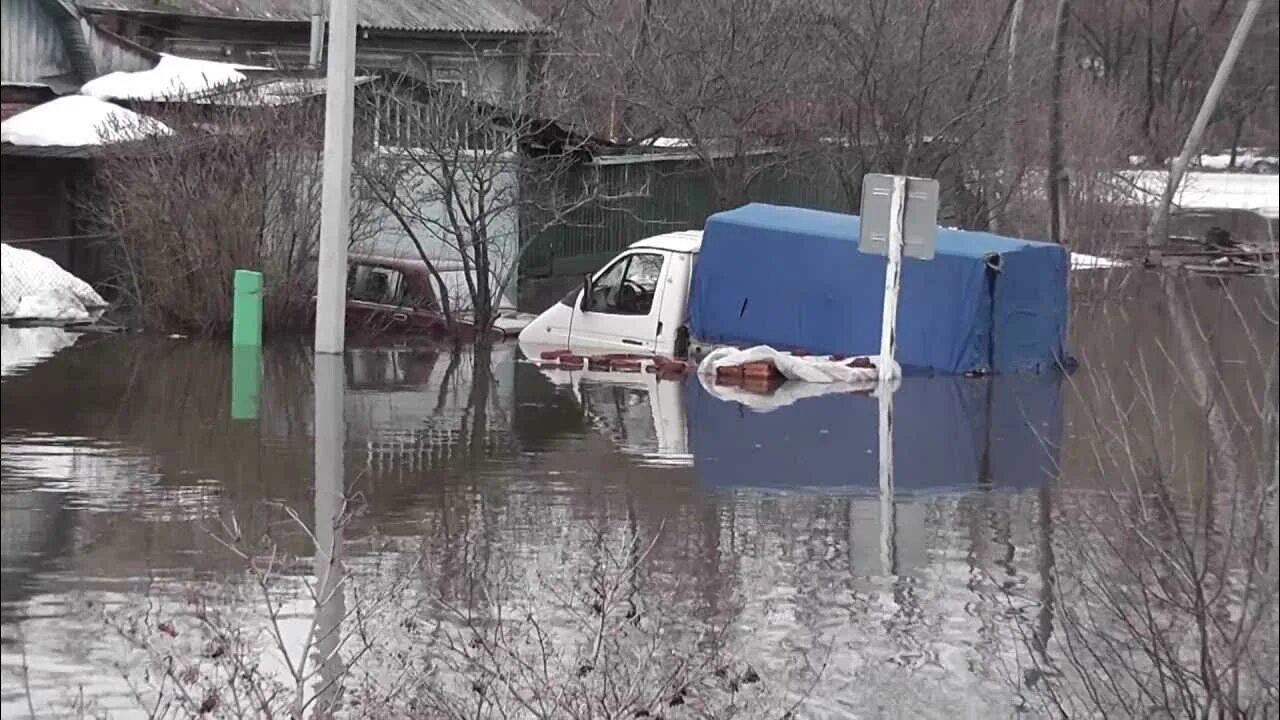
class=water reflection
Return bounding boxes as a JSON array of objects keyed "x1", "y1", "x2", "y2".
[
  {"x1": 530, "y1": 358, "x2": 1064, "y2": 494},
  {"x1": 0, "y1": 272, "x2": 1274, "y2": 718},
  {"x1": 311, "y1": 353, "x2": 346, "y2": 716}
]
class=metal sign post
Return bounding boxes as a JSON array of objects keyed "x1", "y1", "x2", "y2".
[
  {"x1": 859, "y1": 173, "x2": 940, "y2": 380},
  {"x1": 860, "y1": 174, "x2": 938, "y2": 575}
]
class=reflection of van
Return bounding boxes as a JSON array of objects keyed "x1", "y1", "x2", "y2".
[{"x1": 520, "y1": 203, "x2": 1070, "y2": 375}]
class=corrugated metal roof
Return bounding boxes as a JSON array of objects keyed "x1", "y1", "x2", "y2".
[{"x1": 77, "y1": 0, "x2": 544, "y2": 34}]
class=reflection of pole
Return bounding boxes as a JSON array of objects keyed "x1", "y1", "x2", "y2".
[
  {"x1": 312, "y1": 354, "x2": 347, "y2": 715},
  {"x1": 877, "y1": 380, "x2": 897, "y2": 577},
  {"x1": 878, "y1": 176, "x2": 906, "y2": 381},
  {"x1": 877, "y1": 175, "x2": 904, "y2": 574},
  {"x1": 1033, "y1": 485, "x2": 1055, "y2": 660},
  {"x1": 314, "y1": 0, "x2": 358, "y2": 354}
]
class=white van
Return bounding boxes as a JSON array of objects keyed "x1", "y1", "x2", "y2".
[{"x1": 517, "y1": 230, "x2": 701, "y2": 358}]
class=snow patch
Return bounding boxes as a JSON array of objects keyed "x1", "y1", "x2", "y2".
[
  {"x1": 1070, "y1": 252, "x2": 1129, "y2": 270},
  {"x1": 80, "y1": 54, "x2": 247, "y2": 102},
  {"x1": 1117, "y1": 170, "x2": 1280, "y2": 220},
  {"x1": 0, "y1": 95, "x2": 172, "y2": 147},
  {"x1": 1195, "y1": 150, "x2": 1278, "y2": 172},
  {"x1": 1, "y1": 243, "x2": 106, "y2": 323}
]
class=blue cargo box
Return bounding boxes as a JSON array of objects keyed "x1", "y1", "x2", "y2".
[{"x1": 687, "y1": 203, "x2": 1069, "y2": 374}]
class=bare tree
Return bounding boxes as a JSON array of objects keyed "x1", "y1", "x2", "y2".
[
  {"x1": 354, "y1": 73, "x2": 608, "y2": 332},
  {"x1": 534, "y1": 0, "x2": 830, "y2": 209},
  {"x1": 808, "y1": 0, "x2": 1049, "y2": 228}
]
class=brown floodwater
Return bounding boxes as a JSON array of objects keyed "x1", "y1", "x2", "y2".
[{"x1": 1, "y1": 270, "x2": 1276, "y2": 718}]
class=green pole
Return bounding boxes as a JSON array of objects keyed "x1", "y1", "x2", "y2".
[
  {"x1": 230, "y1": 344, "x2": 262, "y2": 421},
  {"x1": 232, "y1": 269, "x2": 263, "y2": 348}
]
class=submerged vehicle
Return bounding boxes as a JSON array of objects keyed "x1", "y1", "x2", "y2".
[
  {"x1": 341, "y1": 253, "x2": 532, "y2": 339},
  {"x1": 519, "y1": 203, "x2": 1071, "y2": 375}
]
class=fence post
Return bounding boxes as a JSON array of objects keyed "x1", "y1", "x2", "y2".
[{"x1": 232, "y1": 269, "x2": 263, "y2": 348}]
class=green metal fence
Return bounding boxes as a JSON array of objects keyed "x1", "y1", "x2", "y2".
[{"x1": 522, "y1": 153, "x2": 851, "y2": 280}]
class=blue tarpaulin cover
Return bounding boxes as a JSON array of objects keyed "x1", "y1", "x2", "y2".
[
  {"x1": 685, "y1": 374, "x2": 1064, "y2": 493},
  {"x1": 688, "y1": 203, "x2": 1069, "y2": 374}
]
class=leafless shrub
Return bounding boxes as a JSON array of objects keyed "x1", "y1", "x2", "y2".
[
  {"x1": 89, "y1": 88, "x2": 381, "y2": 336},
  {"x1": 999, "y1": 269, "x2": 1280, "y2": 717},
  {"x1": 102, "y1": 502, "x2": 823, "y2": 719}
]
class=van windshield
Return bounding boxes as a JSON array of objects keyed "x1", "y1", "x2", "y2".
[{"x1": 587, "y1": 253, "x2": 664, "y2": 315}]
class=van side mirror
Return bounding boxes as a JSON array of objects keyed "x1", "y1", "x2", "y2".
[{"x1": 579, "y1": 273, "x2": 593, "y2": 311}]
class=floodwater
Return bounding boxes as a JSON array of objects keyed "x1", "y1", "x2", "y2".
[{"x1": 1, "y1": 271, "x2": 1276, "y2": 719}]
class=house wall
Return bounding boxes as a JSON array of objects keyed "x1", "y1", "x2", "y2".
[
  {"x1": 2, "y1": 0, "x2": 73, "y2": 84},
  {"x1": 2, "y1": 0, "x2": 152, "y2": 86},
  {"x1": 0, "y1": 156, "x2": 74, "y2": 267}
]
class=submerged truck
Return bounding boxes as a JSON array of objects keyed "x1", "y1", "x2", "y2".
[{"x1": 518, "y1": 203, "x2": 1070, "y2": 375}]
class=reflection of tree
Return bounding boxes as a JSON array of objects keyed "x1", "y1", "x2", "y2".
[
  {"x1": 465, "y1": 341, "x2": 493, "y2": 461},
  {"x1": 1005, "y1": 273, "x2": 1279, "y2": 717}
]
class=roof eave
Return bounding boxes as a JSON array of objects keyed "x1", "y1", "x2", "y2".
[{"x1": 78, "y1": 5, "x2": 548, "y2": 37}]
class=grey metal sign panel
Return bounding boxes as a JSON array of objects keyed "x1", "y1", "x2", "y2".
[{"x1": 858, "y1": 174, "x2": 939, "y2": 260}]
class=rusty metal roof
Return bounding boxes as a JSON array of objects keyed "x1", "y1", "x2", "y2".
[{"x1": 77, "y1": 0, "x2": 544, "y2": 34}]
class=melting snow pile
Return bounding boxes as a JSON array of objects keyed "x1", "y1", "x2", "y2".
[
  {"x1": 1, "y1": 244, "x2": 107, "y2": 324},
  {"x1": 0, "y1": 95, "x2": 172, "y2": 146},
  {"x1": 81, "y1": 54, "x2": 247, "y2": 102}
]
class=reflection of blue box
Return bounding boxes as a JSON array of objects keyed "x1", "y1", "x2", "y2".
[{"x1": 686, "y1": 373, "x2": 1064, "y2": 494}]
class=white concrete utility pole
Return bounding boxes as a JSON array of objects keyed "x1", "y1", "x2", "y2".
[
  {"x1": 314, "y1": 0, "x2": 358, "y2": 354},
  {"x1": 1147, "y1": 0, "x2": 1264, "y2": 256}
]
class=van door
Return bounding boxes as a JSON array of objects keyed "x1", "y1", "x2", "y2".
[{"x1": 570, "y1": 251, "x2": 669, "y2": 353}]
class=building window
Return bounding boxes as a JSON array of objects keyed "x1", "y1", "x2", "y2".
[{"x1": 372, "y1": 91, "x2": 508, "y2": 152}]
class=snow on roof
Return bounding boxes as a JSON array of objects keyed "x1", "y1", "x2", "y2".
[
  {"x1": 80, "y1": 54, "x2": 248, "y2": 102},
  {"x1": 0, "y1": 95, "x2": 172, "y2": 147},
  {"x1": 192, "y1": 75, "x2": 379, "y2": 107},
  {"x1": 79, "y1": 0, "x2": 544, "y2": 34}
]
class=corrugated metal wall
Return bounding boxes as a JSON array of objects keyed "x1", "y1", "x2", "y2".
[{"x1": 1, "y1": 0, "x2": 71, "y2": 84}]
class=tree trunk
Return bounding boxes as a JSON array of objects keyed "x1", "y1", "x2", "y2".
[
  {"x1": 994, "y1": 0, "x2": 1025, "y2": 236},
  {"x1": 1228, "y1": 113, "x2": 1246, "y2": 169},
  {"x1": 1047, "y1": 0, "x2": 1070, "y2": 244}
]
